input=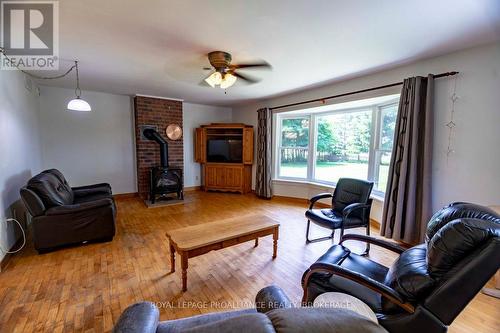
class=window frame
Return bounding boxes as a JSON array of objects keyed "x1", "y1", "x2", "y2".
[{"x1": 274, "y1": 98, "x2": 399, "y2": 196}]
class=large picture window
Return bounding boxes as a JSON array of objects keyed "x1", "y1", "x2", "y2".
[
  {"x1": 278, "y1": 117, "x2": 310, "y2": 179},
  {"x1": 275, "y1": 95, "x2": 399, "y2": 195}
]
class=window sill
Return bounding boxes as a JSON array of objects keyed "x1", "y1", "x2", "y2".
[{"x1": 272, "y1": 178, "x2": 385, "y2": 203}]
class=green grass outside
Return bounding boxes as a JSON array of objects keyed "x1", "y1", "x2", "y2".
[{"x1": 279, "y1": 161, "x2": 389, "y2": 192}]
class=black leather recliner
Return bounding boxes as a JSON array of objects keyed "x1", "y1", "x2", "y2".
[
  {"x1": 20, "y1": 169, "x2": 116, "y2": 253},
  {"x1": 305, "y1": 178, "x2": 373, "y2": 253},
  {"x1": 302, "y1": 202, "x2": 500, "y2": 333}
]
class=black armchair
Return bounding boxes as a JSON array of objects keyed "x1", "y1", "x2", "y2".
[
  {"x1": 302, "y1": 202, "x2": 500, "y2": 333},
  {"x1": 305, "y1": 178, "x2": 374, "y2": 253},
  {"x1": 20, "y1": 169, "x2": 116, "y2": 253}
]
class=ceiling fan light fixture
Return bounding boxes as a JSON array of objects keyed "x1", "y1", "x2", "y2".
[
  {"x1": 205, "y1": 71, "x2": 222, "y2": 87},
  {"x1": 220, "y1": 73, "x2": 237, "y2": 89}
]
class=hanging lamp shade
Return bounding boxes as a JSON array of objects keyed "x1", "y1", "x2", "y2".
[
  {"x1": 67, "y1": 97, "x2": 92, "y2": 111},
  {"x1": 67, "y1": 61, "x2": 92, "y2": 111}
]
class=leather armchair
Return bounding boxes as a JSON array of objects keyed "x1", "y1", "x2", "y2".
[
  {"x1": 20, "y1": 169, "x2": 116, "y2": 253},
  {"x1": 305, "y1": 178, "x2": 374, "y2": 254},
  {"x1": 302, "y1": 202, "x2": 500, "y2": 333},
  {"x1": 113, "y1": 285, "x2": 388, "y2": 333}
]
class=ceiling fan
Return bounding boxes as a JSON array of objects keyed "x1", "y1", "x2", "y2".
[{"x1": 203, "y1": 51, "x2": 271, "y2": 89}]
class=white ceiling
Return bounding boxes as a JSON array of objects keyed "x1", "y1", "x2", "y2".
[{"x1": 39, "y1": 0, "x2": 500, "y2": 106}]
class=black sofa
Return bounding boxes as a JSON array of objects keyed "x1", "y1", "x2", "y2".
[
  {"x1": 302, "y1": 202, "x2": 500, "y2": 333},
  {"x1": 20, "y1": 169, "x2": 116, "y2": 253},
  {"x1": 113, "y1": 285, "x2": 388, "y2": 333}
]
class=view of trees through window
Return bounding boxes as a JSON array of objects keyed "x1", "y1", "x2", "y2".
[
  {"x1": 277, "y1": 99, "x2": 398, "y2": 193},
  {"x1": 315, "y1": 110, "x2": 372, "y2": 184}
]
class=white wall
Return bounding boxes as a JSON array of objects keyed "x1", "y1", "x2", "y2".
[
  {"x1": 38, "y1": 88, "x2": 233, "y2": 193},
  {"x1": 233, "y1": 42, "x2": 500, "y2": 215},
  {"x1": 183, "y1": 103, "x2": 232, "y2": 187},
  {"x1": 39, "y1": 87, "x2": 136, "y2": 194},
  {"x1": 0, "y1": 70, "x2": 42, "y2": 263}
]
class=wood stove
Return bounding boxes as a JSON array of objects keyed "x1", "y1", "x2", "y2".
[
  {"x1": 150, "y1": 167, "x2": 183, "y2": 203},
  {"x1": 143, "y1": 128, "x2": 183, "y2": 203}
]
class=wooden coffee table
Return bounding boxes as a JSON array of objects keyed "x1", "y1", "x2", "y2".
[{"x1": 166, "y1": 214, "x2": 280, "y2": 292}]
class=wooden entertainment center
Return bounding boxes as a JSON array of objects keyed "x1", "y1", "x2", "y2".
[{"x1": 195, "y1": 123, "x2": 253, "y2": 193}]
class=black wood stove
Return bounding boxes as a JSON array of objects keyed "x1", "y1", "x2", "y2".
[{"x1": 143, "y1": 128, "x2": 183, "y2": 203}]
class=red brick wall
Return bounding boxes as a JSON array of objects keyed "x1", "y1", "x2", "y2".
[{"x1": 134, "y1": 96, "x2": 183, "y2": 200}]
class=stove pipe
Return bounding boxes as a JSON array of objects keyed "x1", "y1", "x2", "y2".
[{"x1": 143, "y1": 128, "x2": 169, "y2": 167}]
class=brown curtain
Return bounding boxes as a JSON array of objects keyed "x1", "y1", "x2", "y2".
[
  {"x1": 255, "y1": 108, "x2": 273, "y2": 198},
  {"x1": 381, "y1": 75, "x2": 434, "y2": 244}
]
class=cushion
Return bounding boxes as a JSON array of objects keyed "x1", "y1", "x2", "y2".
[
  {"x1": 382, "y1": 244, "x2": 434, "y2": 312},
  {"x1": 303, "y1": 245, "x2": 388, "y2": 312},
  {"x1": 267, "y1": 307, "x2": 387, "y2": 333},
  {"x1": 27, "y1": 173, "x2": 74, "y2": 208},
  {"x1": 305, "y1": 209, "x2": 364, "y2": 229},
  {"x1": 427, "y1": 218, "x2": 500, "y2": 279},
  {"x1": 426, "y1": 202, "x2": 500, "y2": 243},
  {"x1": 74, "y1": 193, "x2": 113, "y2": 204},
  {"x1": 157, "y1": 311, "x2": 272, "y2": 333}
]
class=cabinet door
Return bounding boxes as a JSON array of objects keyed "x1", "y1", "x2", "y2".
[
  {"x1": 225, "y1": 166, "x2": 243, "y2": 189},
  {"x1": 206, "y1": 165, "x2": 217, "y2": 187},
  {"x1": 243, "y1": 128, "x2": 254, "y2": 164},
  {"x1": 195, "y1": 128, "x2": 206, "y2": 163},
  {"x1": 215, "y1": 167, "x2": 226, "y2": 187}
]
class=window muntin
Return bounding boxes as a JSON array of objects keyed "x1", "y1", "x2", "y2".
[{"x1": 275, "y1": 98, "x2": 399, "y2": 195}]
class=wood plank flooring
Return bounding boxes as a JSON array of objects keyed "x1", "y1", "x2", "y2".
[{"x1": 0, "y1": 191, "x2": 498, "y2": 332}]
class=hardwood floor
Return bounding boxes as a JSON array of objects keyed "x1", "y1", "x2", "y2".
[{"x1": 0, "y1": 191, "x2": 498, "y2": 332}]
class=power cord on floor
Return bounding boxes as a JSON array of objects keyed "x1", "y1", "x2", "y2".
[{"x1": 0, "y1": 218, "x2": 26, "y2": 254}]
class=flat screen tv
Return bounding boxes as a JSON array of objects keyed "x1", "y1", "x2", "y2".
[{"x1": 207, "y1": 139, "x2": 242, "y2": 163}]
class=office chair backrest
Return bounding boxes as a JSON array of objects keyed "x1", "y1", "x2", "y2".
[{"x1": 332, "y1": 178, "x2": 373, "y2": 218}]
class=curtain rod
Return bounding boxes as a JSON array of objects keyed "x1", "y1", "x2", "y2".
[{"x1": 270, "y1": 71, "x2": 459, "y2": 111}]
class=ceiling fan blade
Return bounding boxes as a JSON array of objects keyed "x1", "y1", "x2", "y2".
[
  {"x1": 232, "y1": 71, "x2": 260, "y2": 84},
  {"x1": 230, "y1": 61, "x2": 271, "y2": 70}
]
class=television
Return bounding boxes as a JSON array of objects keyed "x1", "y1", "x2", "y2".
[{"x1": 207, "y1": 139, "x2": 242, "y2": 163}]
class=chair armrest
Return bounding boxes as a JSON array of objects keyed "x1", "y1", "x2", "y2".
[
  {"x1": 340, "y1": 234, "x2": 407, "y2": 254},
  {"x1": 72, "y1": 183, "x2": 112, "y2": 197},
  {"x1": 255, "y1": 285, "x2": 294, "y2": 313},
  {"x1": 112, "y1": 302, "x2": 159, "y2": 333},
  {"x1": 302, "y1": 262, "x2": 414, "y2": 313},
  {"x1": 309, "y1": 193, "x2": 333, "y2": 209},
  {"x1": 342, "y1": 202, "x2": 371, "y2": 219},
  {"x1": 45, "y1": 198, "x2": 113, "y2": 216}
]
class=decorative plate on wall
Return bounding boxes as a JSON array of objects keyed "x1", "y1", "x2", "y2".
[{"x1": 166, "y1": 124, "x2": 182, "y2": 140}]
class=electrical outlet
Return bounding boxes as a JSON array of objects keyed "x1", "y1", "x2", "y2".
[{"x1": 195, "y1": 176, "x2": 199, "y2": 181}]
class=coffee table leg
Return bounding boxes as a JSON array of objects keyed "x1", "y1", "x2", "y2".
[
  {"x1": 181, "y1": 252, "x2": 188, "y2": 292},
  {"x1": 272, "y1": 227, "x2": 279, "y2": 259},
  {"x1": 169, "y1": 243, "x2": 176, "y2": 273},
  {"x1": 254, "y1": 238, "x2": 259, "y2": 247}
]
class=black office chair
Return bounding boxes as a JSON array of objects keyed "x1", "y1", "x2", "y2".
[
  {"x1": 305, "y1": 178, "x2": 373, "y2": 253},
  {"x1": 302, "y1": 202, "x2": 500, "y2": 333}
]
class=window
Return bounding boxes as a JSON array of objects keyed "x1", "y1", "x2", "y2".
[
  {"x1": 275, "y1": 95, "x2": 399, "y2": 195},
  {"x1": 278, "y1": 117, "x2": 310, "y2": 178},
  {"x1": 315, "y1": 110, "x2": 372, "y2": 184}
]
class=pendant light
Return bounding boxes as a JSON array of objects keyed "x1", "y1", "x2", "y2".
[{"x1": 67, "y1": 61, "x2": 92, "y2": 111}]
